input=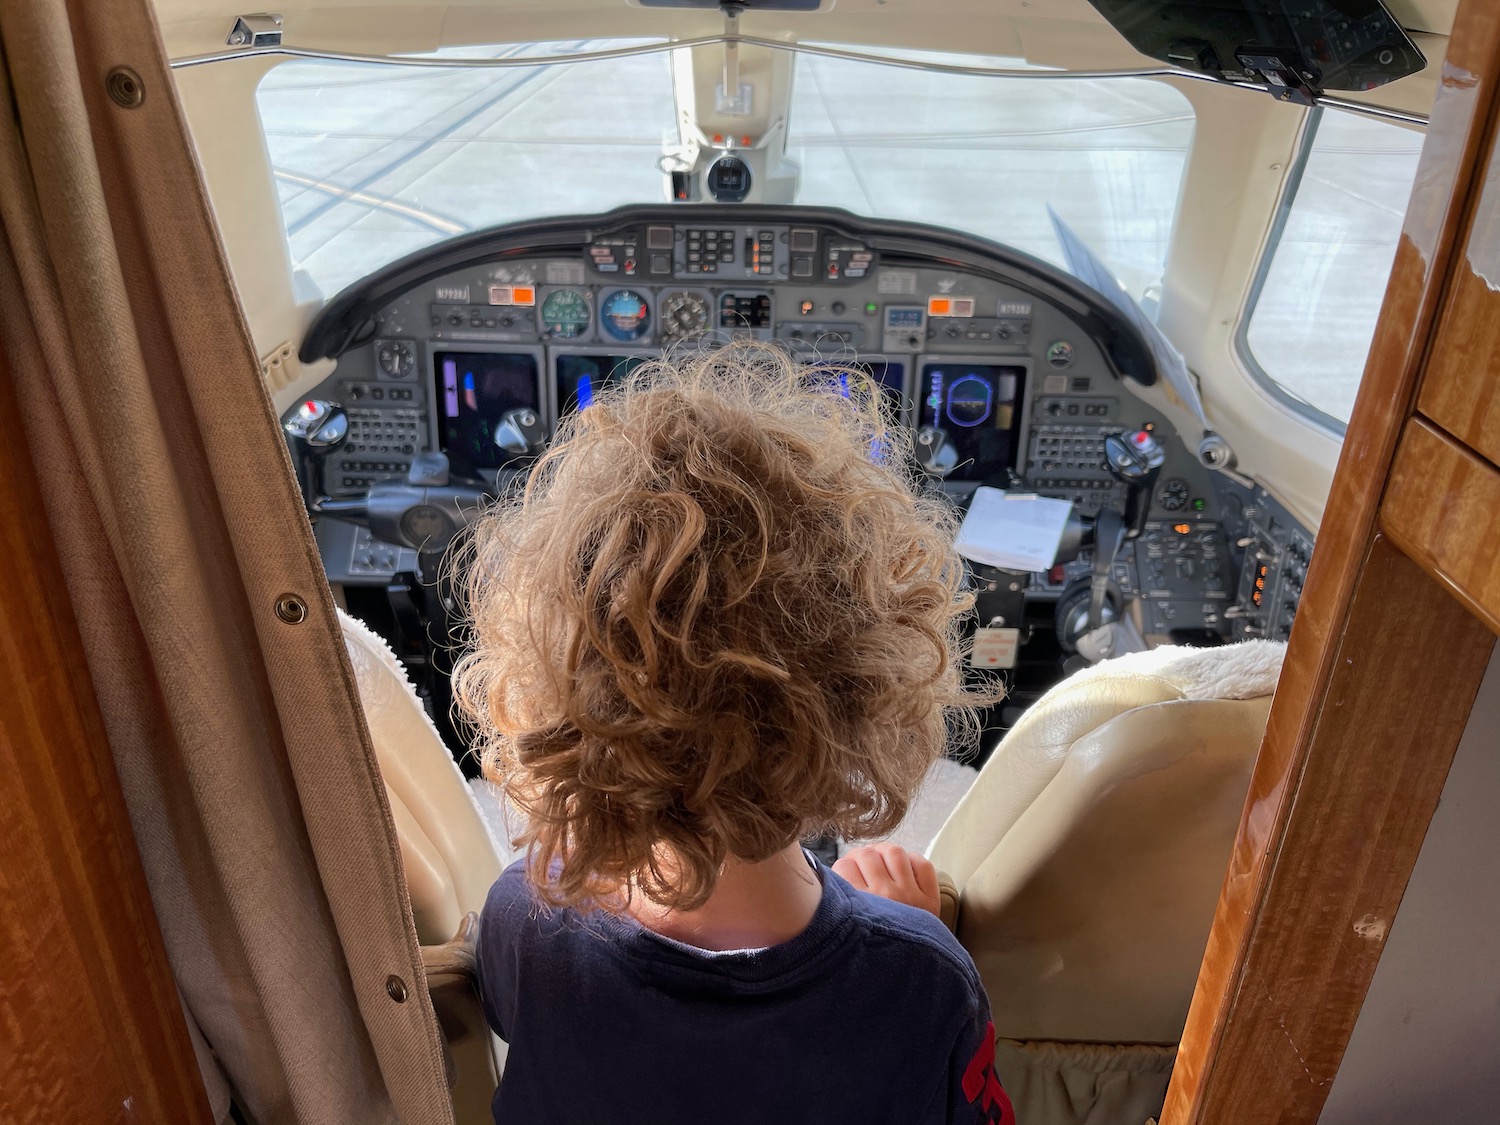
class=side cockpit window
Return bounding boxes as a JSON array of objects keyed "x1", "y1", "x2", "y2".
[{"x1": 1240, "y1": 108, "x2": 1424, "y2": 431}]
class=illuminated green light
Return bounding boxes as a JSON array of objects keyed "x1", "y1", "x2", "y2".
[
  {"x1": 865, "y1": 302, "x2": 879, "y2": 315},
  {"x1": 1193, "y1": 498, "x2": 1206, "y2": 511}
]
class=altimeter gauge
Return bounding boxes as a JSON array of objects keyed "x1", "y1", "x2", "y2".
[{"x1": 659, "y1": 291, "x2": 710, "y2": 340}]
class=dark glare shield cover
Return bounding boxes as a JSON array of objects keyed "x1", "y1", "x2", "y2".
[
  {"x1": 635, "y1": 0, "x2": 828, "y2": 9},
  {"x1": 1082, "y1": 0, "x2": 1424, "y2": 91}
]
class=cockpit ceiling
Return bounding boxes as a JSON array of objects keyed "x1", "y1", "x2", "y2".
[{"x1": 153, "y1": 1, "x2": 1460, "y2": 81}]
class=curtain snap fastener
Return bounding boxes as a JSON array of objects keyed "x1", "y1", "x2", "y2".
[
  {"x1": 385, "y1": 975, "x2": 408, "y2": 1003},
  {"x1": 105, "y1": 67, "x2": 145, "y2": 109},
  {"x1": 274, "y1": 595, "x2": 308, "y2": 624}
]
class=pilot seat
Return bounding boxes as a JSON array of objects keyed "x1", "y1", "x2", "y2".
[{"x1": 928, "y1": 639, "x2": 1285, "y2": 1125}]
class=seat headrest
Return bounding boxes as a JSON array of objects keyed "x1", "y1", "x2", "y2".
[
  {"x1": 1041, "y1": 639, "x2": 1286, "y2": 703},
  {"x1": 929, "y1": 640, "x2": 1285, "y2": 885}
]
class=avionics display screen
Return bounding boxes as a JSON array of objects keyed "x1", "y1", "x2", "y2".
[
  {"x1": 555, "y1": 353, "x2": 650, "y2": 415},
  {"x1": 920, "y1": 363, "x2": 1025, "y2": 482},
  {"x1": 435, "y1": 351, "x2": 542, "y2": 469},
  {"x1": 804, "y1": 360, "x2": 906, "y2": 411}
]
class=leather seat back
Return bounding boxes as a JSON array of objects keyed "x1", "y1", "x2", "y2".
[
  {"x1": 339, "y1": 610, "x2": 502, "y2": 946},
  {"x1": 929, "y1": 641, "x2": 1284, "y2": 1044}
]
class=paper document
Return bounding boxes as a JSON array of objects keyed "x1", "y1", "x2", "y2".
[{"x1": 954, "y1": 487, "x2": 1073, "y2": 572}]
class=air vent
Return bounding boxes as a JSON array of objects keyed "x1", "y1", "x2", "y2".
[{"x1": 1070, "y1": 376, "x2": 1092, "y2": 393}]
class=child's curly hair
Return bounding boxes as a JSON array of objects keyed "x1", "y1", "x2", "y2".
[{"x1": 454, "y1": 342, "x2": 991, "y2": 911}]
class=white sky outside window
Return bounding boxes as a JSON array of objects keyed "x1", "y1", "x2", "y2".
[
  {"x1": 256, "y1": 42, "x2": 1195, "y2": 302},
  {"x1": 787, "y1": 52, "x2": 1195, "y2": 301},
  {"x1": 256, "y1": 41, "x2": 678, "y2": 297},
  {"x1": 1244, "y1": 110, "x2": 1424, "y2": 428}
]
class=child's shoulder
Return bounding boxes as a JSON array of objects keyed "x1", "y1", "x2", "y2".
[
  {"x1": 480, "y1": 858, "x2": 584, "y2": 942},
  {"x1": 829, "y1": 868, "x2": 984, "y2": 999}
]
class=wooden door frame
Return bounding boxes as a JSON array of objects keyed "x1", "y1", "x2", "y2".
[{"x1": 1163, "y1": 3, "x2": 1500, "y2": 1122}]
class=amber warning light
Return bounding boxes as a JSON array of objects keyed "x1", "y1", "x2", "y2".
[{"x1": 927, "y1": 296, "x2": 976, "y2": 317}]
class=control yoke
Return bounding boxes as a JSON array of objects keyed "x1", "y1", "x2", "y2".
[
  {"x1": 316, "y1": 453, "x2": 490, "y2": 584},
  {"x1": 285, "y1": 400, "x2": 548, "y2": 583}
]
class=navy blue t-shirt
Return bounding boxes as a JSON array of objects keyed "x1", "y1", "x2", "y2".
[{"x1": 475, "y1": 856, "x2": 1015, "y2": 1125}]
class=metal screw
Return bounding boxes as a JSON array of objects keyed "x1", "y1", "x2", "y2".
[
  {"x1": 105, "y1": 67, "x2": 145, "y2": 109},
  {"x1": 228, "y1": 31, "x2": 249, "y2": 45},
  {"x1": 274, "y1": 594, "x2": 308, "y2": 624},
  {"x1": 385, "y1": 975, "x2": 408, "y2": 1003}
]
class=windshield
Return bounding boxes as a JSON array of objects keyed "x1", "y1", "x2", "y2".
[
  {"x1": 256, "y1": 42, "x2": 1193, "y2": 299},
  {"x1": 789, "y1": 51, "x2": 1194, "y2": 301},
  {"x1": 256, "y1": 41, "x2": 677, "y2": 295}
]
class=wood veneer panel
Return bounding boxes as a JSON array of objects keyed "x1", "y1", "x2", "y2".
[
  {"x1": 0, "y1": 354, "x2": 212, "y2": 1124},
  {"x1": 1384, "y1": 417, "x2": 1500, "y2": 634},
  {"x1": 1181, "y1": 537, "x2": 1490, "y2": 1124},
  {"x1": 1162, "y1": 2, "x2": 1500, "y2": 1122},
  {"x1": 1420, "y1": 131, "x2": 1500, "y2": 463}
]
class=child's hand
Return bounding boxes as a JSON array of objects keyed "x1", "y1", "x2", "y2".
[{"x1": 833, "y1": 843, "x2": 941, "y2": 917}]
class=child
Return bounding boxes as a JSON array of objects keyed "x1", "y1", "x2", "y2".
[{"x1": 456, "y1": 343, "x2": 1014, "y2": 1124}]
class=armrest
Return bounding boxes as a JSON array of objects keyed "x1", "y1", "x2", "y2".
[
  {"x1": 420, "y1": 911, "x2": 499, "y2": 1110},
  {"x1": 936, "y1": 869, "x2": 960, "y2": 934},
  {"x1": 422, "y1": 911, "x2": 479, "y2": 988}
]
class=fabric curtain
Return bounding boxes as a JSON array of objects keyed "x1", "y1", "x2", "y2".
[{"x1": 0, "y1": 3, "x2": 451, "y2": 1123}]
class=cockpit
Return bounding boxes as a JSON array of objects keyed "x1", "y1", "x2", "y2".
[
  {"x1": 195, "y1": 3, "x2": 1430, "y2": 1116},
  {"x1": 13, "y1": 2, "x2": 1494, "y2": 1125},
  {"x1": 236, "y1": 9, "x2": 1410, "y2": 761}
]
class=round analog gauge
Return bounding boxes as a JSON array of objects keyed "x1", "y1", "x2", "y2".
[
  {"x1": 599, "y1": 289, "x2": 651, "y2": 342},
  {"x1": 376, "y1": 339, "x2": 414, "y2": 379},
  {"x1": 945, "y1": 375, "x2": 994, "y2": 428},
  {"x1": 540, "y1": 289, "x2": 591, "y2": 339},
  {"x1": 1158, "y1": 477, "x2": 1191, "y2": 511},
  {"x1": 1046, "y1": 340, "x2": 1075, "y2": 369},
  {"x1": 660, "y1": 291, "x2": 710, "y2": 340}
]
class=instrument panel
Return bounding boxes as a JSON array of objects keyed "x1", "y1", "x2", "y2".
[{"x1": 295, "y1": 205, "x2": 1312, "y2": 646}]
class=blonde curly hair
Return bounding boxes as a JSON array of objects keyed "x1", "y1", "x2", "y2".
[{"x1": 454, "y1": 342, "x2": 990, "y2": 911}]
